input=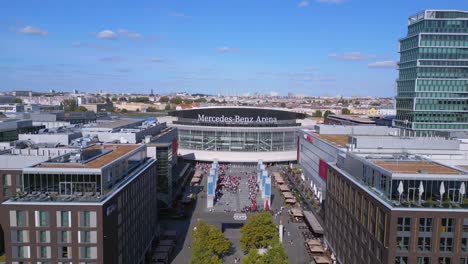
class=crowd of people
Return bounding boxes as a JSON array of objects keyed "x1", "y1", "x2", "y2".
[
  {"x1": 247, "y1": 173, "x2": 259, "y2": 210},
  {"x1": 219, "y1": 175, "x2": 241, "y2": 193}
]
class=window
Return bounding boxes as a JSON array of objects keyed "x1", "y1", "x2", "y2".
[
  {"x1": 38, "y1": 246, "x2": 49, "y2": 258},
  {"x1": 395, "y1": 256, "x2": 408, "y2": 264},
  {"x1": 419, "y1": 218, "x2": 432, "y2": 232},
  {"x1": 396, "y1": 236, "x2": 410, "y2": 251},
  {"x1": 397, "y1": 217, "x2": 411, "y2": 232},
  {"x1": 441, "y1": 218, "x2": 455, "y2": 233},
  {"x1": 59, "y1": 231, "x2": 70, "y2": 243},
  {"x1": 462, "y1": 238, "x2": 468, "y2": 252},
  {"x1": 417, "y1": 257, "x2": 430, "y2": 264},
  {"x1": 60, "y1": 246, "x2": 70, "y2": 259},
  {"x1": 16, "y1": 211, "x2": 27, "y2": 227},
  {"x1": 61, "y1": 211, "x2": 70, "y2": 227},
  {"x1": 461, "y1": 258, "x2": 468, "y2": 264},
  {"x1": 38, "y1": 230, "x2": 48, "y2": 243},
  {"x1": 417, "y1": 237, "x2": 431, "y2": 252},
  {"x1": 36, "y1": 211, "x2": 49, "y2": 227},
  {"x1": 440, "y1": 237, "x2": 453, "y2": 252},
  {"x1": 439, "y1": 257, "x2": 451, "y2": 264},
  {"x1": 80, "y1": 211, "x2": 95, "y2": 227}
]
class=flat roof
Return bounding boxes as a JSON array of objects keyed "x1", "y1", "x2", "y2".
[
  {"x1": 35, "y1": 144, "x2": 140, "y2": 169},
  {"x1": 328, "y1": 115, "x2": 375, "y2": 124},
  {"x1": 95, "y1": 119, "x2": 142, "y2": 129},
  {"x1": 372, "y1": 160, "x2": 463, "y2": 175},
  {"x1": 314, "y1": 134, "x2": 349, "y2": 148}
]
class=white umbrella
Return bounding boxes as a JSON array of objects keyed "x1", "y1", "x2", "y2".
[
  {"x1": 301, "y1": 173, "x2": 305, "y2": 181},
  {"x1": 290, "y1": 163, "x2": 293, "y2": 169},
  {"x1": 418, "y1": 181, "x2": 424, "y2": 201},
  {"x1": 440, "y1": 182, "x2": 445, "y2": 200},
  {"x1": 397, "y1": 181, "x2": 404, "y2": 202},
  {"x1": 310, "y1": 180, "x2": 313, "y2": 188},
  {"x1": 460, "y1": 182, "x2": 466, "y2": 204}
]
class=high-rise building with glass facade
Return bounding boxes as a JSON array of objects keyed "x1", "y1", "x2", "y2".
[{"x1": 395, "y1": 10, "x2": 468, "y2": 131}]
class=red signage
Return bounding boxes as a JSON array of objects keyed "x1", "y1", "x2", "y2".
[
  {"x1": 319, "y1": 160, "x2": 328, "y2": 180},
  {"x1": 172, "y1": 139, "x2": 178, "y2": 155}
]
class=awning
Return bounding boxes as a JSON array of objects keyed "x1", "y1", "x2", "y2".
[
  {"x1": 191, "y1": 177, "x2": 201, "y2": 183},
  {"x1": 279, "y1": 185, "x2": 290, "y2": 192},
  {"x1": 290, "y1": 208, "x2": 303, "y2": 217},
  {"x1": 313, "y1": 256, "x2": 331, "y2": 264},
  {"x1": 283, "y1": 192, "x2": 294, "y2": 199},
  {"x1": 309, "y1": 245, "x2": 325, "y2": 253},
  {"x1": 285, "y1": 198, "x2": 296, "y2": 204},
  {"x1": 306, "y1": 239, "x2": 321, "y2": 247},
  {"x1": 303, "y1": 211, "x2": 324, "y2": 234}
]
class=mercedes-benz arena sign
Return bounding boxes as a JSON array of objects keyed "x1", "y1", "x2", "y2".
[{"x1": 168, "y1": 107, "x2": 307, "y2": 163}]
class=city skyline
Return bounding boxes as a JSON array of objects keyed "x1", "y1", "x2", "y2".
[{"x1": 1, "y1": 1, "x2": 467, "y2": 96}]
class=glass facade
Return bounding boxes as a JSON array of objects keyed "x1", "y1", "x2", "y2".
[
  {"x1": 396, "y1": 10, "x2": 468, "y2": 131},
  {"x1": 177, "y1": 126, "x2": 298, "y2": 152}
]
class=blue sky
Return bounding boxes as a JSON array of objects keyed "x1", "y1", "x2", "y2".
[{"x1": 0, "y1": 0, "x2": 467, "y2": 96}]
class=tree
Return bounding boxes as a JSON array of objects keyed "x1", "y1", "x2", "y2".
[
  {"x1": 170, "y1": 97, "x2": 183, "y2": 105},
  {"x1": 341, "y1": 108, "x2": 351, "y2": 115},
  {"x1": 129, "y1": 97, "x2": 150, "y2": 103},
  {"x1": 183, "y1": 99, "x2": 194, "y2": 104},
  {"x1": 312, "y1": 110, "x2": 322, "y2": 118},
  {"x1": 209, "y1": 98, "x2": 218, "y2": 103},
  {"x1": 111, "y1": 97, "x2": 117, "y2": 102},
  {"x1": 62, "y1": 99, "x2": 78, "y2": 111},
  {"x1": 120, "y1": 109, "x2": 128, "y2": 113},
  {"x1": 159, "y1": 96, "x2": 170, "y2": 103},
  {"x1": 195, "y1": 98, "x2": 207, "y2": 103},
  {"x1": 323, "y1": 110, "x2": 333, "y2": 119},
  {"x1": 164, "y1": 104, "x2": 171, "y2": 110},
  {"x1": 146, "y1": 107, "x2": 158, "y2": 112},
  {"x1": 242, "y1": 232, "x2": 288, "y2": 264},
  {"x1": 75, "y1": 106, "x2": 88, "y2": 112},
  {"x1": 12, "y1": 98, "x2": 22, "y2": 103},
  {"x1": 190, "y1": 221, "x2": 230, "y2": 264},
  {"x1": 280, "y1": 103, "x2": 286, "y2": 108},
  {"x1": 119, "y1": 97, "x2": 127, "y2": 101},
  {"x1": 240, "y1": 212, "x2": 277, "y2": 253}
]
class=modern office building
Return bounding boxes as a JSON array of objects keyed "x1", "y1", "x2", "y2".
[
  {"x1": 395, "y1": 10, "x2": 468, "y2": 131},
  {"x1": 0, "y1": 144, "x2": 158, "y2": 264},
  {"x1": 168, "y1": 107, "x2": 307, "y2": 162},
  {"x1": 0, "y1": 119, "x2": 44, "y2": 142},
  {"x1": 325, "y1": 152, "x2": 468, "y2": 264}
]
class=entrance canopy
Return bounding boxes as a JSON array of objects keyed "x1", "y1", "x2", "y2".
[{"x1": 303, "y1": 211, "x2": 324, "y2": 234}]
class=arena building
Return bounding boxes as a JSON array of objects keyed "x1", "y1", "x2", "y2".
[{"x1": 168, "y1": 107, "x2": 308, "y2": 163}]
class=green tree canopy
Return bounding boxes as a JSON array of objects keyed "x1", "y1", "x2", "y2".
[
  {"x1": 209, "y1": 98, "x2": 218, "y2": 103},
  {"x1": 323, "y1": 110, "x2": 333, "y2": 119},
  {"x1": 242, "y1": 233, "x2": 288, "y2": 264},
  {"x1": 62, "y1": 99, "x2": 78, "y2": 111},
  {"x1": 12, "y1": 98, "x2": 23, "y2": 103},
  {"x1": 75, "y1": 106, "x2": 88, "y2": 112},
  {"x1": 159, "y1": 96, "x2": 170, "y2": 103},
  {"x1": 183, "y1": 99, "x2": 194, "y2": 104},
  {"x1": 190, "y1": 221, "x2": 230, "y2": 264},
  {"x1": 195, "y1": 97, "x2": 207, "y2": 103},
  {"x1": 312, "y1": 110, "x2": 322, "y2": 118},
  {"x1": 341, "y1": 108, "x2": 351, "y2": 115},
  {"x1": 170, "y1": 97, "x2": 183, "y2": 105},
  {"x1": 240, "y1": 212, "x2": 278, "y2": 252},
  {"x1": 128, "y1": 97, "x2": 150, "y2": 103}
]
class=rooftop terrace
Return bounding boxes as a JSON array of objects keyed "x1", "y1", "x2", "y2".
[
  {"x1": 313, "y1": 134, "x2": 349, "y2": 148},
  {"x1": 372, "y1": 160, "x2": 463, "y2": 175},
  {"x1": 35, "y1": 144, "x2": 140, "y2": 169}
]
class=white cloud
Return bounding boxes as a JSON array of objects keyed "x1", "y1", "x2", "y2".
[
  {"x1": 96, "y1": 30, "x2": 117, "y2": 40},
  {"x1": 117, "y1": 29, "x2": 141, "y2": 38},
  {"x1": 298, "y1": 1, "x2": 309, "y2": 7},
  {"x1": 16, "y1": 25, "x2": 48, "y2": 36},
  {"x1": 317, "y1": 0, "x2": 345, "y2": 4},
  {"x1": 328, "y1": 52, "x2": 376, "y2": 61},
  {"x1": 368, "y1": 60, "x2": 397, "y2": 69},
  {"x1": 146, "y1": 57, "x2": 163, "y2": 63},
  {"x1": 216, "y1": 46, "x2": 240, "y2": 53}
]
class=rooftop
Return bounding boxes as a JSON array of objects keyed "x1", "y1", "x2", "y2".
[
  {"x1": 313, "y1": 134, "x2": 349, "y2": 148},
  {"x1": 35, "y1": 144, "x2": 140, "y2": 169},
  {"x1": 327, "y1": 115, "x2": 375, "y2": 124},
  {"x1": 372, "y1": 160, "x2": 463, "y2": 175},
  {"x1": 94, "y1": 119, "x2": 143, "y2": 129}
]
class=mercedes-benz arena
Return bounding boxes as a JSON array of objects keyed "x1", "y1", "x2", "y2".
[{"x1": 168, "y1": 107, "x2": 307, "y2": 163}]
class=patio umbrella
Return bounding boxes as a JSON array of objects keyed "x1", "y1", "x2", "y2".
[
  {"x1": 301, "y1": 173, "x2": 305, "y2": 181},
  {"x1": 460, "y1": 182, "x2": 466, "y2": 204},
  {"x1": 310, "y1": 180, "x2": 313, "y2": 189},
  {"x1": 418, "y1": 181, "x2": 424, "y2": 201},
  {"x1": 318, "y1": 192, "x2": 323, "y2": 204},
  {"x1": 397, "y1": 181, "x2": 404, "y2": 202},
  {"x1": 264, "y1": 200, "x2": 269, "y2": 211},
  {"x1": 440, "y1": 182, "x2": 445, "y2": 200}
]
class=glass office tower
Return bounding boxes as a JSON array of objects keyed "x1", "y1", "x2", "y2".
[{"x1": 395, "y1": 10, "x2": 468, "y2": 131}]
